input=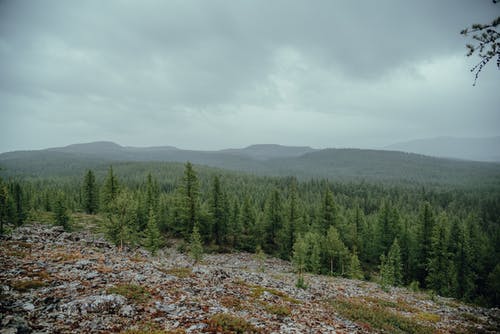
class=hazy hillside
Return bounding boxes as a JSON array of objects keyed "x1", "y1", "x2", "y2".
[
  {"x1": 386, "y1": 136, "x2": 500, "y2": 162},
  {"x1": 1, "y1": 141, "x2": 500, "y2": 187}
]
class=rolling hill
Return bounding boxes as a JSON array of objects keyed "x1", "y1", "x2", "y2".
[
  {"x1": 1, "y1": 141, "x2": 500, "y2": 187},
  {"x1": 385, "y1": 136, "x2": 500, "y2": 162}
]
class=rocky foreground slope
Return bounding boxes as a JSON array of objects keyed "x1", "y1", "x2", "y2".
[{"x1": 1, "y1": 223, "x2": 499, "y2": 333}]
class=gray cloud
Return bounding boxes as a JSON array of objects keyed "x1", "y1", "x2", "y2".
[{"x1": 0, "y1": 0, "x2": 499, "y2": 152}]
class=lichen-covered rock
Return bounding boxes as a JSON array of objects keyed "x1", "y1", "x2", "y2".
[{"x1": 61, "y1": 294, "x2": 127, "y2": 315}]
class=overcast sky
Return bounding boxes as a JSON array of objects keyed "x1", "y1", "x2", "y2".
[{"x1": 0, "y1": 0, "x2": 499, "y2": 152}]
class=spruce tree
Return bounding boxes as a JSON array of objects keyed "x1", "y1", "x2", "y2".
[
  {"x1": 189, "y1": 225, "x2": 203, "y2": 263},
  {"x1": 426, "y1": 216, "x2": 452, "y2": 296},
  {"x1": 388, "y1": 238, "x2": 403, "y2": 286},
  {"x1": 347, "y1": 250, "x2": 364, "y2": 280},
  {"x1": 325, "y1": 225, "x2": 348, "y2": 275},
  {"x1": 305, "y1": 232, "x2": 322, "y2": 274},
  {"x1": 0, "y1": 181, "x2": 9, "y2": 235},
  {"x1": 54, "y1": 193, "x2": 70, "y2": 231},
  {"x1": 239, "y1": 196, "x2": 256, "y2": 252},
  {"x1": 106, "y1": 191, "x2": 135, "y2": 250},
  {"x1": 321, "y1": 188, "x2": 336, "y2": 233},
  {"x1": 417, "y1": 202, "x2": 435, "y2": 286},
  {"x1": 101, "y1": 166, "x2": 119, "y2": 212},
  {"x1": 292, "y1": 235, "x2": 308, "y2": 288},
  {"x1": 82, "y1": 169, "x2": 98, "y2": 214},
  {"x1": 144, "y1": 207, "x2": 162, "y2": 255},
  {"x1": 210, "y1": 175, "x2": 228, "y2": 246},
  {"x1": 263, "y1": 188, "x2": 283, "y2": 255},
  {"x1": 180, "y1": 162, "x2": 200, "y2": 238},
  {"x1": 11, "y1": 182, "x2": 26, "y2": 226}
]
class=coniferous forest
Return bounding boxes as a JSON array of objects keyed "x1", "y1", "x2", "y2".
[{"x1": 1, "y1": 160, "x2": 499, "y2": 307}]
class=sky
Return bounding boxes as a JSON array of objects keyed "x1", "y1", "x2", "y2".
[{"x1": 0, "y1": 0, "x2": 499, "y2": 153}]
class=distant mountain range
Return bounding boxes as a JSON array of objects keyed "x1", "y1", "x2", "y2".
[
  {"x1": 385, "y1": 136, "x2": 500, "y2": 162},
  {"x1": 1, "y1": 141, "x2": 499, "y2": 186}
]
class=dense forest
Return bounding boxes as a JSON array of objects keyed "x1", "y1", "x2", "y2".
[{"x1": 1, "y1": 161, "x2": 499, "y2": 307}]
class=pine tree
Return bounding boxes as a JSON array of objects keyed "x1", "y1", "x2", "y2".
[
  {"x1": 180, "y1": 162, "x2": 200, "y2": 238},
  {"x1": 144, "y1": 207, "x2": 162, "y2": 255},
  {"x1": 347, "y1": 250, "x2": 364, "y2": 280},
  {"x1": 82, "y1": 169, "x2": 98, "y2": 214},
  {"x1": 426, "y1": 215, "x2": 452, "y2": 296},
  {"x1": 101, "y1": 166, "x2": 119, "y2": 212},
  {"x1": 189, "y1": 225, "x2": 203, "y2": 263},
  {"x1": 54, "y1": 193, "x2": 70, "y2": 231}
]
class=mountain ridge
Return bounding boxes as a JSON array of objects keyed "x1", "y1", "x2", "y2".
[
  {"x1": 385, "y1": 136, "x2": 500, "y2": 162},
  {"x1": 1, "y1": 140, "x2": 499, "y2": 186}
]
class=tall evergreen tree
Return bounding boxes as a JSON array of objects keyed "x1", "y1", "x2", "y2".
[
  {"x1": 292, "y1": 235, "x2": 308, "y2": 287},
  {"x1": 263, "y1": 188, "x2": 283, "y2": 255},
  {"x1": 179, "y1": 162, "x2": 200, "y2": 238},
  {"x1": 325, "y1": 225, "x2": 348, "y2": 275},
  {"x1": 347, "y1": 250, "x2": 364, "y2": 280},
  {"x1": 379, "y1": 238, "x2": 403, "y2": 288},
  {"x1": 189, "y1": 224, "x2": 204, "y2": 263},
  {"x1": 239, "y1": 196, "x2": 256, "y2": 252},
  {"x1": 11, "y1": 182, "x2": 26, "y2": 226},
  {"x1": 82, "y1": 169, "x2": 98, "y2": 214},
  {"x1": 427, "y1": 215, "x2": 452, "y2": 295},
  {"x1": 54, "y1": 193, "x2": 70, "y2": 231},
  {"x1": 0, "y1": 180, "x2": 9, "y2": 235},
  {"x1": 321, "y1": 188, "x2": 337, "y2": 233},
  {"x1": 209, "y1": 175, "x2": 228, "y2": 246},
  {"x1": 144, "y1": 207, "x2": 162, "y2": 255},
  {"x1": 101, "y1": 166, "x2": 119, "y2": 212},
  {"x1": 106, "y1": 191, "x2": 136, "y2": 250},
  {"x1": 145, "y1": 173, "x2": 159, "y2": 212},
  {"x1": 449, "y1": 219, "x2": 475, "y2": 300},
  {"x1": 417, "y1": 202, "x2": 435, "y2": 286}
]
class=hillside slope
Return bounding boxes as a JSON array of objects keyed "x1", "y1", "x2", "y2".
[
  {"x1": 386, "y1": 136, "x2": 500, "y2": 162},
  {"x1": 1, "y1": 223, "x2": 498, "y2": 333},
  {"x1": 1, "y1": 141, "x2": 500, "y2": 186}
]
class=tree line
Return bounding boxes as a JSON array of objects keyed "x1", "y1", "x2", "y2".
[{"x1": 1, "y1": 161, "x2": 499, "y2": 306}]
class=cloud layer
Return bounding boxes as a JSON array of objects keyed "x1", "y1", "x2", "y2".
[{"x1": 1, "y1": 0, "x2": 499, "y2": 152}]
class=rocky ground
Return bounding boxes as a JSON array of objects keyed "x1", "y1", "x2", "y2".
[{"x1": 1, "y1": 223, "x2": 499, "y2": 333}]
